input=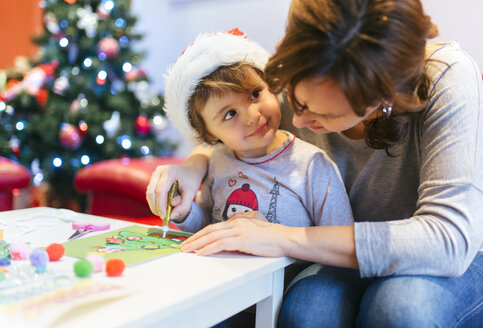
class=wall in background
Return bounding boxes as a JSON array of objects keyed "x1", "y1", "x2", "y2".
[
  {"x1": 131, "y1": 0, "x2": 291, "y2": 93},
  {"x1": 424, "y1": 0, "x2": 483, "y2": 68},
  {"x1": 132, "y1": 0, "x2": 483, "y2": 95},
  {"x1": 0, "y1": 0, "x2": 42, "y2": 68}
]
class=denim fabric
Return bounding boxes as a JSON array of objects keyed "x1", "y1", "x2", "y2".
[{"x1": 278, "y1": 252, "x2": 483, "y2": 328}]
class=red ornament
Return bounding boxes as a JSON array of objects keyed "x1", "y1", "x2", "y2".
[
  {"x1": 59, "y1": 123, "x2": 82, "y2": 149},
  {"x1": 45, "y1": 243, "x2": 65, "y2": 261},
  {"x1": 135, "y1": 115, "x2": 151, "y2": 136},
  {"x1": 106, "y1": 258, "x2": 125, "y2": 277},
  {"x1": 37, "y1": 89, "x2": 48, "y2": 108},
  {"x1": 98, "y1": 37, "x2": 119, "y2": 59}
]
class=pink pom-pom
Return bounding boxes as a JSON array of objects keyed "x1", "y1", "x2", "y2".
[
  {"x1": 86, "y1": 254, "x2": 105, "y2": 273},
  {"x1": 10, "y1": 242, "x2": 30, "y2": 260}
]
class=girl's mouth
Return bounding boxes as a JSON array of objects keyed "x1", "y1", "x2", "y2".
[{"x1": 248, "y1": 122, "x2": 269, "y2": 137}]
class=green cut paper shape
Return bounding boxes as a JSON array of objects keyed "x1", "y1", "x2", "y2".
[{"x1": 64, "y1": 225, "x2": 192, "y2": 266}]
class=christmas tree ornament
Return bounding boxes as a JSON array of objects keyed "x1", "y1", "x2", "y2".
[
  {"x1": 9, "y1": 137, "x2": 20, "y2": 156},
  {"x1": 97, "y1": 0, "x2": 114, "y2": 19},
  {"x1": 60, "y1": 123, "x2": 82, "y2": 150},
  {"x1": 64, "y1": 0, "x2": 78, "y2": 4},
  {"x1": 103, "y1": 111, "x2": 121, "y2": 137},
  {"x1": 69, "y1": 99, "x2": 81, "y2": 114},
  {"x1": 44, "y1": 12, "x2": 60, "y2": 35},
  {"x1": 98, "y1": 37, "x2": 120, "y2": 59},
  {"x1": 53, "y1": 76, "x2": 69, "y2": 95},
  {"x1": 135, "y1": 115, "x2": 150, "y2": 136},
  {"x1": 36, "y1": 89, "x2": 48, "y2": 108},
  {"x1": 0, "y1": 61, "x2": 58, "y2": 102},
  {"x1": 68, "y1": 43, "x2": 79, "y2": 64},
  {"x1": 76, "y1": 5, "x2": 98, "y2": 37}
]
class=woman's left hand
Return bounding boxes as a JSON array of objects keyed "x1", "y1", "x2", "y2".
[{"x1": 180, "y1": 211, "x2": 293, "y2": 257}]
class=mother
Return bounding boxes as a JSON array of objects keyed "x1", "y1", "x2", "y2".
[{"x1": 147, "y1": 0, "x2": 482, "y2": 326}]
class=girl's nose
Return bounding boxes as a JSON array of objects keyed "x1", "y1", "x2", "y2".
[{"x1": 246, "y1": 105, "x2": 261, "y2": 126}]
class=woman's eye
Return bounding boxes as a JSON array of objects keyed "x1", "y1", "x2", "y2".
[
  {"x1": 250, "y1": 89, "x2": 260, "y2": 101},
  {"x1": 223, "y1": 109, "x2": 237, "y2": 121}
]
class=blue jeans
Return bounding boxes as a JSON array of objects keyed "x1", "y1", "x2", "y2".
[{"x1": 278, "y1": 252, "x2": 483, "y2": 328}]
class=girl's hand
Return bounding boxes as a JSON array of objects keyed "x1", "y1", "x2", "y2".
[
  {"x1": 180, "y1": 211, "x2": 293, "y2": 257},
  {"x1": 146, "y1": 164, "x2": 199, "y2": 220},
  {"x1": 146, "y1": 145, "x2": 211, "y2": 220}
]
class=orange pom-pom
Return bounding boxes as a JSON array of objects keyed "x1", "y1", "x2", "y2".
[
  {"x1": 45, "y1": 243, "x2": 65, "y2": 261},
  {"x1": 106, "y1": 258, "x2": 125, "y2": 277}
]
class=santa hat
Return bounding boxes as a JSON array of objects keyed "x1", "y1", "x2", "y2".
[{"x1": 163, "y1": 28, "x2": 270, "y2": 144}]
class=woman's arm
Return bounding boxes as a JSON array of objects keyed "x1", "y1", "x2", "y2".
[
  {"x1": 180, "y1": 214, "x2": 359, "y2": 269},
  {"x1": 146, "y1": 143, "x2": 212, "y2": 219}
]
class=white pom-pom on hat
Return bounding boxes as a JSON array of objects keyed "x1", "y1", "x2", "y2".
[{"x1": 163, "y1": 28, "x2": 270, "y2": 144}]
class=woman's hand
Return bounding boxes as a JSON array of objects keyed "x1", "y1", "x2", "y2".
[{"x1": 180, "y1": 211, "x2": 294, "y2": 257}]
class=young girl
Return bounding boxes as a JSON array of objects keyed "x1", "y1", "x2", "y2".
[{"x1": 155, "y1": 29, "x2": 353, "y2": 234}]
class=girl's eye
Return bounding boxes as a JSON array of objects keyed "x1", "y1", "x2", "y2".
[
  {"x1": 250, "y1": 89, "x2": 261, "y2": 101},
  {"x1": 223, "y1": 109, "x2": 237, "y2": 121}
]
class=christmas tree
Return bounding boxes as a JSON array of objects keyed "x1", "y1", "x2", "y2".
[{"x1": 0, "y1": 0, "x2": 176, "y2": 208}]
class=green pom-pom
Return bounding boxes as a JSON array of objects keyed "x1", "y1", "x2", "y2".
[
  {"x1": 74, "y1": 259, "x2": 94, "y2": 277},
  {"x1": 0, "y1": 271, "x2": 5, "y2": 281}
]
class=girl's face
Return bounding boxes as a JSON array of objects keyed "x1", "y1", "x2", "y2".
[
  {"x1": 292, "y1": 76, "x2": 379, "y2": 137},
  {"x1": 201, "y1": 70, "x2": 282, "y2": 158}
]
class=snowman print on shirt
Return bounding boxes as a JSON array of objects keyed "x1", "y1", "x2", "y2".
[{"x1": 222, "y1": 183, "x2": 258, "y2": 221}]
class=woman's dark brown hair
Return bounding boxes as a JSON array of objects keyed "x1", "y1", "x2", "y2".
[{"x1": 265, "y1": 0, "x2": 438, "y2": 150}]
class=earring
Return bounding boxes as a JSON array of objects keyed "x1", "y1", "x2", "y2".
[{"x1": 381, "y1": 103, "x2": 393, "y2": 119}]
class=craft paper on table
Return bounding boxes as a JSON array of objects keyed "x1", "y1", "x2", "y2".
[
  {"x1": 64, "y1": 225, "x2": 192, "y2": 266},
  {"x1": 0, "y1": 269, "x2": 132, "y2": 328}
]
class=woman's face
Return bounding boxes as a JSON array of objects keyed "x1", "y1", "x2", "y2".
[{"x1": 292, "y1": 76, "x2": 378, "y2": 135}]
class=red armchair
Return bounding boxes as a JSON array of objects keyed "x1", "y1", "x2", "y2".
[
  {"x1": 0, "y1": 157, "x2": 30, "y2": 211},
  {"x1": 74, "y1": 157, "x2": 185, "y2": 225}
]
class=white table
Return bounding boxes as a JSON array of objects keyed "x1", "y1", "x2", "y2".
[{"x1": 0, "y1": 207, "x2": 294, "y2": 328}]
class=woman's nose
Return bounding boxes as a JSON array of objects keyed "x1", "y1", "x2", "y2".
[{"x1": 292, "y1": 112, "x2": 309, "y2": 128}]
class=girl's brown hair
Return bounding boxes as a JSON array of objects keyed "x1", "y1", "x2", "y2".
[
  {"x1": 265, "y1": 0, "x2": 438, "y2": 150},
  {"x1": 188, "y1": 63, "x2": 264, "y2": 144}
]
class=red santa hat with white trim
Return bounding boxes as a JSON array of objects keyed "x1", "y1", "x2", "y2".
[{"x1": 163, "y1": 28, "x2": 270, "y2": 144}]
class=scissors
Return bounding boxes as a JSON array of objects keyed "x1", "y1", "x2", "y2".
[{"x1": 68, "y1": 223, "x2": 110, "y2": 240}]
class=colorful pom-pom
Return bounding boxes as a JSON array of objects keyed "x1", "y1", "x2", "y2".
[
  {"x1": 0, "y1": 258, "x2": 11, "y2": 266},
  {"x1": 30, "y1": 248, "x2": 49, "y2": 274},
  {"x1": 0, "y1": 271, "x2": 5, "y2": 281},
  {"x1": 86, "y1": 254, "x2": 105, "y2": 273},
  {"x1": 45, "y1": 243, "x2": 65, "y2": 261},
  {"x1": 74, "y1": 259, "x2": 94, "y2": 277},
  {"x1": 9, "y1": 242, "x2": 30, "y2": 260},
  {"x1": 106, "y1": 258, "x2": 125, "y2": 277},
  {"x1": 29, "y1": 248, "x2": 49, "y2": 266}
]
